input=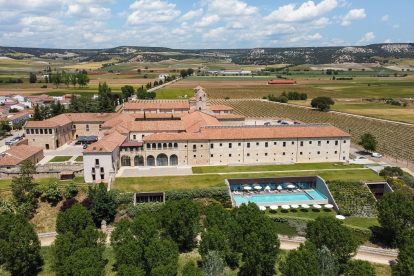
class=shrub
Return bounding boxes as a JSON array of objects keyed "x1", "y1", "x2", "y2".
[
  {"x1": 126, "y1": 202, "x2": 164, "y2": 218},
  {"x1": 0, "y1": 200, "x2": 13, "y2": 214},
  {"x1": 81, "y1": 198, "x2": 92, "y2": 210},
  {"x1": 64, "y1": 182, "x2": 78, "y2": 199},
  {"x1": 165, "y1": 187, "x2": 228, "y2": 201},
  {"x1": 45, "y1": 182, "x2": 62, "y2": 201},
  {"x1": 270, "y1": 217, "x2": 307, "y2": 236},
  {"x1": 380, "y1": 166, "x2": 404, "y2": 178},
  {"x1": 60, "y1": 198, "x2": 79, "y2": 212},
  {"x1": 399, "y1": 175, "x2": 414, "y2": 189}
]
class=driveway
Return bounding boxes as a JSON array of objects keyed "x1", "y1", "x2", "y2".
[{"x1": 43, "y1": 143, "x2": 84, "y2": 157}]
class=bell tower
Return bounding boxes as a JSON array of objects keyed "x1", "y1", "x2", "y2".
[{"x1": 194, "y1": 86, "x2": 207, "y2": 112}]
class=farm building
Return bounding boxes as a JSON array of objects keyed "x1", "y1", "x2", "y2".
[
  {"x1": 0, "y1": 145, "x2": 44, "y2": 169},
  {"x1": 268, "y1": 80, "x2": 295, "y2": 85}
]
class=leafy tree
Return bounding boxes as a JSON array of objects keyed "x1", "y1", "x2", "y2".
[
  {"x1": 187, "y1": 68, "x2": 194, "y2": 76},
  {"x1": 280, "y1": 241, "x2": 320, "y2": 276},
  {"x1": 0, "y1": 200, "x2": 13, "y2": 214},
  {"x1": 55, "y1": 203, "x2": 94, "y2": 238},
  {"x1": 121, "y1": 85, "x2": 135, "y2": 98},
  {"x1": 376, "y1": 191, "x2": 414, "y2": 246},
  {"x1": 33, "y1": 104, "x2": 43, "y2": 121},
  {"x1": 0, "y1": 213, "x2": 43, "y2": 276},
  {"x1": 317, "y1": 245, "x2": 340, "y2": 276},
  {"x1": 161, "y1": 198, "x2": 199, "y2": 252},
  {"x1": 29, "y1": 72, "x2": 37, "y2": 83},
  {"x1": 311, "y1": 97, "x2": 335, "y2": 111},
  {"x1": 62, "y1": 247, "x2": 106, "y2": 276},
  {"x1": 50, "y1": 72, "x2": 62, "y2": 88},
  {"x1": 0, "y1": 120, "x2": 11, "y2": 133},
  {"x1": 137, "y1": 69, "x2": 141, "y2": 75},
  {"x1": 358, "y1": 133, "x2": 378, "y2": 152},
  {"x1": 64, "y1": 182, "x2": 78, "y2": 199},
  {"x1": 306, "y1": 216, "x2": 358, "y2": 263},
  {"x1": 97, "y1": 82, "x2": 115, "y2": 113},
  {"x1": 117, "y1": 265, "x2": 146, "y2": 276},
  {"x1": 11, "y1": 160, "x2": 38, "y2": 207},
  {"x1": 202, "y1": 250, "x2": 226, "y2": 276},
  {"x1": 144, "y1": 236, "x2": 179, "y2": 276},
  {"x1": 392, "y1": 245, "x2": 414, "y2": 276},
  {"x1": 61, "y1": 73, "x2": 70, "y2": 88},
  {"x1": 181, "y1": 261, "x2": 203, "y2": 276},
  {"x1": 380, "y1": 166, "x2": 404, "y2": 178},
  {"x1": 69, "y1": 74, "x2": 77, "y2": 87},
  {"x1": 60, "y1": 198, "x2": 79, "y2": 212},
  {"x1": 50, "y1": 101, "x2": 64, "y2": 117},
  {"x1": 398, "y1": 229, "x2": 414, "y2": 251},
  {"x1": 45, "y1": 182, "x2": 62, "y2": 202},
  {"x1": 88, "y1": 183, "x2": 118, "y2": 225},
  {"x1": 180, "y1": 69, "x2": 188, "y2": 78},
  {"x1": 40, "y1": 105, "x2": 50, "y2": 119},
  {"x1": 343, "y1": 260, "x2": 375, "y2": 276}
]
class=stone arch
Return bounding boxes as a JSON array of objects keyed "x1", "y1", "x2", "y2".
[
  {"x1": 121, "y1": 156, "x2": 131, "y2": 166},
  {"x1": 156, "y1": 153, "x2": 168, "y2": 166},
  {"x1": 147, "y1": 155, "x2": 155, "y2": 166},
  {"x1": 170, "y1": 154, "x2": 178, "y2": 166},
  {"x1": 134, "y1": 155, "x2": 144, "y2": 166}
]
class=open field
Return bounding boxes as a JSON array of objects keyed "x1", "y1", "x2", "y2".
[
  {"x1": 211, "y1": 99, "x2": 414, "y2": 166},
  {"x1": 113, "y1": 169, "x2": 382, "y2": 193}
]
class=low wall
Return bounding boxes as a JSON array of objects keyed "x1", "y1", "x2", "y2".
[
  {"x1": 0, "y1": 170, "x2": 84, "y2": 180},
  {"x1": 316, "y1": 176, "x2": 340, "y2": 213}
]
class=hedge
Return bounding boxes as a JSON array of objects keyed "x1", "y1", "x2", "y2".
[{"x1": 126, "y1": 203, "x2": 164, "y2": 218}]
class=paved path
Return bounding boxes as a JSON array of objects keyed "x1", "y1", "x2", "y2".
[
  {"x1": 38, "y1": 232, "x2": 397, "y2": 265},
  {"x1": 117, "y1": 166, "x2": 193, "y2": 177}
]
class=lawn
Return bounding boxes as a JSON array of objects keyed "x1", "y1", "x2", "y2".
[
  {"x1": 192, "y1": 162, "x2": 364, "y2": 174},
  {"x1": 48, "y1": 156, "x2": 72, "y2": 163},
  {"x1": 114, "y1": 169, "x2": 382, "y2": 193},
  {"x1": 74, "y1": 156, "x2": 83, "y2": 162},
  {"x1": 0, "y1": 177, "x2": 85, "y2": 190}
]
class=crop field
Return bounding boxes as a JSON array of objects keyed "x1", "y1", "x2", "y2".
[{"x1": 211, "y1": 99, "x2": 414, "y2": 166}]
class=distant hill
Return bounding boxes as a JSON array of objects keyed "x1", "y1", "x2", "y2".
[{"x1": 1, "y1": 44, "x2": 413, "y2": 65}]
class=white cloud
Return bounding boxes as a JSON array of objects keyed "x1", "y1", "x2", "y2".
[
  {"x1": 20, "y1": 16, "x2": 61, "y2": 26},
  {"x1": 178, "y1": 8, "x2": 203, "y2": 21},
  {"x1": 202, "y1": 27, "x2": 230, "y2": 41},
  {"x1": 67, "y1": 4, "x2": 111, "y2": 18},
  {"x1": 126, "y1": 0, "x2": 181, "y2": 25},
  {"x1": 341, "y1": 8, "x2": 366, "y2": 25},
  {"x1": 393, "y1": 24, "x2": 400, "y2": 28},
  {"x1": 356, "y1": 32, "x2": 375, "y2": 45},
  {"x1": 338, "y1": 0, "x2": 351, "y2": 7},
  {"x1": 83, "y1": 32, "x2": 109, "y2": 43},
  {"x1": 207, "y1": 0, "x2": 258, "y2": 17},
  {"x1": 381, "y1": 15, "x2": 389, "y2": 21},
  {"x1": 117, "y1": 11, "x2": 129, "y2": 18},
  {"x1": 290, "y1": 32, "x2": 322, "y2": 42},
  {"x1": 384, "y1": 39, "x2": 392, "y2": 43},
  {"x1": 193, "y1": 14, "x2": 219, "y2": 27},
  {"x1": 265, "y1": 0, "x2": 338, "y2": 22}
]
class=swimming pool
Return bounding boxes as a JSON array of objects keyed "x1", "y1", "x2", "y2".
[{"x1": 233, "y1": 189, "x2": 327, "y2": 205}]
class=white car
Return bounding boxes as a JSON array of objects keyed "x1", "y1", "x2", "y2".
[{"x1": 371, "y1": 152, "x2": 383, "y2": 158}]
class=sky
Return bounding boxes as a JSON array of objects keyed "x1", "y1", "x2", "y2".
[{"x1": 0, "y1": 0, "x2": 413, "y2": 49}]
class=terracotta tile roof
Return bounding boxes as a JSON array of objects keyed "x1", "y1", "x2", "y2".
[
  {"x1": 48, "y1": 114, "x2": 73, "y2": 126},
  {"x1": 210, "y1": 105, "x2": 234, "y2": 111},
  {"x1": 124, "y1": 101, "x2": 190, "y2": 110},
  {"x1": 26, "y1": 121, "x2": 59, "y2": 127},
  {"x1": 181, "y1": 111, "x2": 221, "y2": 133},
  {"x1": 0, "y1": 145, "x2": 43, "y2": 166},
  {"x1": 130, "y1": 113, "x2": 186, "y2": 119},
  {"x1": 195, "y1": 86, "x2": 204, "y2": 90},
  {"x1": 105, "y1": 124, "x2": 130, "y2": 135},
  {"x1": 8, "y1": 111, "x2": 29, "y2": 120},
  {"x1": 83, "y1": 131, "x2": 127, "y2": 153},
  {"x1": 215, "y1": 114, "x2": 245, "y2": 119},
  {"x1": 65, "y1": 113, "x2": 119, "y2": 123},
  {"x1": 101, "y1": 114, "x2": 135, "y2": 128},
  {"x1": 143, "y1": 124, "x2": 351, "y2": 142}
]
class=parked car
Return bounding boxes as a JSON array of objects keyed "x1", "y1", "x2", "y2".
[
  {"x1": 371, "y1": 152, "x2": 383, "y2": 158},
  {"x1": 357, "y1": 156, "x2": 368, "y2": 160},
  {"x1": 264, "y1": 122, "x2": 271, "y2": 126},
  {"x1": 83, "y1": 144, "x2": 89, "y2": 149},
  {"x1": 5, "y1": 138, "x2": 19, "y2": 145},
  {"x1": 294, "y1": 121, "x2": 300, "y2": 125}
]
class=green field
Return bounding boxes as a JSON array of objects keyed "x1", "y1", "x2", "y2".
[
  {"x1": 113, "y1": 169, "x2": 382, "y2": 193},
  {"x1": 192, "y1": 162, "x2": 364, "y2": 174},
  {"x1": 74, "y1": 156, "x2": 83, "y2": 162},
  {"x1": 0, "y1": 177, "x2": 85, "y2": 190},
  {"x1": 155, "y1": 88, "x2": 194, "y2": 99},
  {"x1": 48, "y1": 156, "x2": 72, "y2": 163}
]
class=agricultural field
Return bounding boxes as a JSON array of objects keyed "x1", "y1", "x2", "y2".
[{"x1": 211, "y1": 99, "x2": 414, "y2": 167}]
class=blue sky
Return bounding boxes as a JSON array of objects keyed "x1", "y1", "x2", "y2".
[{"x1": 0, "y1": 0, "x2": 412, "y2": 49}]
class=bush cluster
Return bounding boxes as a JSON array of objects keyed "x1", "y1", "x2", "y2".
[
  {"x1": 165, "y1": 187, "x2": 228, "y2": 201},
  {"x1": 126, "y1": 202, "x2": 164, "y2": 218}
]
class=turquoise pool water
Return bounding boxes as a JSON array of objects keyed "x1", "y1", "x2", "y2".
[{"x1": 233, "y1": 190, "x2": 327, "y2": 205}]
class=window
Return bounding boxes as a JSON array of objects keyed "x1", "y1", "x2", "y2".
[
  {"x1": 86, "y1": 125, "x2": 89, "y2": 131},
  {"x1": 229, "y1": 154, "x2": 232, "y2": 157},
  {"x1": 168, "y1": 143, "x2": 172, "y2": 148},
  {"x1": 100, "y1": 167, "x2": 104, "y2": 173},
  {"x1": 99, "y1": 124, "x2": 102, "y2": 130},
  {"x1": 26, "y1": 129, "x2": 30, "y2": 134},
  {"x1": 318, "y1": 141, "x2": 321, "y2": 146},
  {"x1": 133, "y1": 135, "x2": 136, "y2": 140},
  {"x1": 229, "y1": 143, "x2": 232, "y2": 148},
  {"x1": 147, "y1": 143, "x2": 151, "y2": 149},
  {"x1": 35, "y1": 129, "x2": 39, "y2": 134},
  {"x1": 265, "y1": 153, "x2": 268, "y2": 156},
  {"x1": 100, "y1": 174, "x2": 104, "y2": 180},
  {"x1": 193, "y1": 145, "x2": 196, "y2": 150},
  {"x1": 157, "y1": 143, "x2": 162, "y2": 149},
  {"x1": 220, "y1": 143, "x2": 222, "y2": 147},
  {"x1": 92, "y1": 168, "x2": 95, "y2": 173},
  {"x1": 49, "y1": 129, "x2": 52, "y2": 134},
  {"x1": 193, "y1": 155, "x2": 196, "y2": 158},
  {"x1": 343, "y1": 157, "x2": 346, "y2": 160},
  {"x1": 300, "y1": 152, "x2": 303, "y2": 155},
  {"x1": 201, "y1": 145, "x2": 203, "y2": 148},
  {"x1": 265, "y1": 142, "x2": 268, "y2": 148},
  {"x1": 283, "y1": 142, "x2": 286, "y2": 147},
  {"x1": 283, "y1": 152, "x2": 286, "y2": 155},
  {"x1": 38, "y1": 129, "x2": 42, "y2": 134},
  {"x1": 238, "y1": 143, "x2": 241, "y2": 146},
  {"x1": 210, "y1": 144, "x2": 214, "y2": 149},
  {"x1": 95, "y1": 159, "x2": 99, "y2": 166},
  {"x1": 335, "y1": 151, "x2": 338, "y2": 154},
  {"x1": 317, "y1": 151, "x2": 320, "y2": 154},
  {"x1": 292, "y1": 142, "x2": 295, "y2": 145},
  {"x1": 174, "y1": 143, "x2": 178, "y2": 148},
  {"x1": 274, "y1": 142, "x2": 277, "y2": 145},
  {"x1": 247, "y1": 153, "x2": 250, "y2": 156},
  {"x1": 256, "y1": 142, "x2": 259, "y2": 146},
  {"x1": 327, "y1": 141, "x2": 330, "y2": 144},
  {"x1": 31, "y1": 129, "x2": 34, "y2": 134},
  {"x1": 152, "y1": 143, "x2": 156, "y2": 149},
  {"x1": 163, "y1": 143, "x2": 167, "y2": 148},
  {"x1": 92, "y1": 175, "x2": 95, "y2": 181},
  {"x1": 211, "y1": 154, "x2": 213, "y2": 157},
  {"x1": 335, "y1": 141, "x2": 338, "y2": 146},
  {"x1": 343, "y1": 140, "x2": 347, "y2": 143},
  {"x1": 300, "y1": 141, "x2": 303, "y2": 147},
  {"x1": 309, "y1": 141, "x2": 312, "y2": 145},
  {"x1": 247, "y1": 143, "x2": 250, "y2": 148}
]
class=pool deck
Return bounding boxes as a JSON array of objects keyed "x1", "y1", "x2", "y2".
[{"x1": 231, "y1": 189, "x2": 329, "y2": 207}]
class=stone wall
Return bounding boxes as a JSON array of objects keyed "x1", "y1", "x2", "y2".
[{"x1": 316, "y1": 176, "x2": 339, "y2": 213}]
